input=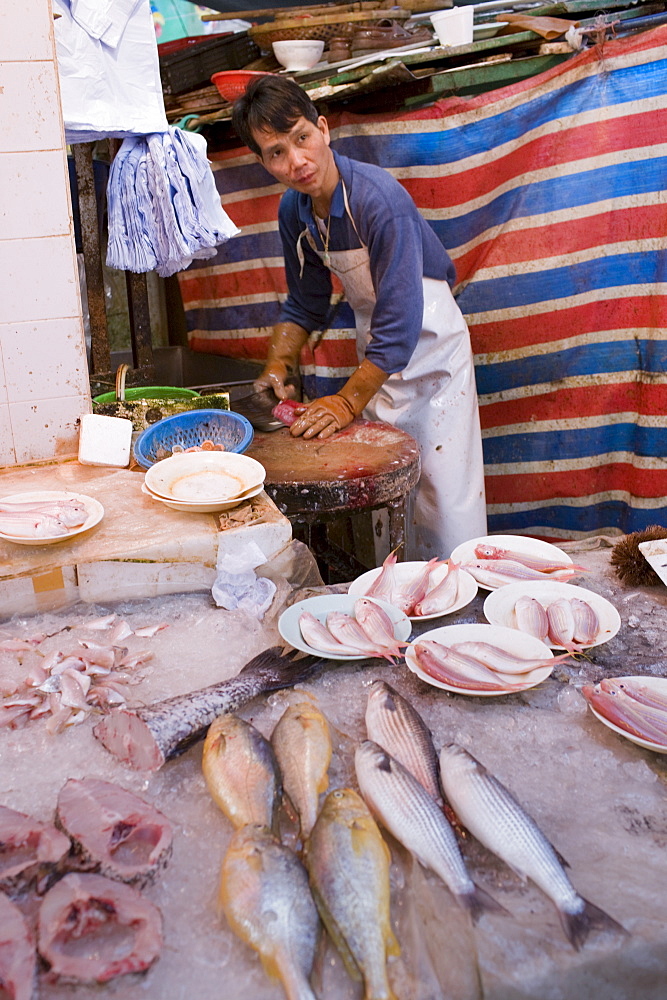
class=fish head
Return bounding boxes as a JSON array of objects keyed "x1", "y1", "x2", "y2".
[{"x1": 439, "y1": 742, "x2": 480, "y2": 778}]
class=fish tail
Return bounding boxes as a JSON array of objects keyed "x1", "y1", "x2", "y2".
[
  {"x1": 460, "y1": 883, "x2": 507, "y2": 924},
  {"x1": 559, "y1": 898, "x2": 628, "y2": 951}
]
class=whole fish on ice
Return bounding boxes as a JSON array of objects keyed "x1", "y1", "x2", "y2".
[
  {"x1": 219, "y1": 824, "x2": 320, "y2": 1000},
  {"x1": 438, "y1": 743, "x2": 626, "y2": 949},
  {"x1": 365, "y1": 680, "x2": 442, "y2": 805},
  {"x1": 271, "y1": 701, "x2": 331, "y2": 840},
  {"x1": 202, "y1": 713, "x2": 282, "y2": 831},
  {"x1": 355, "y1": 742, "x2": 502, "y2": 921},
  {"x1": 305, "y1": 788, "x2": 399, "y2": 1000}
]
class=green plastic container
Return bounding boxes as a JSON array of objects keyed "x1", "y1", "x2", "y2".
[{"x1": 93, "y1": 386, "x2": 199, "y2": 404}]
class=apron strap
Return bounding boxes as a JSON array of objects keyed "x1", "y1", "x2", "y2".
[{"x1": 341, "y1": 180, "x2": 362, "y2": 242}]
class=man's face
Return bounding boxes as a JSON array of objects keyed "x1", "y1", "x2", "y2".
[{"x1": 252, "y1": 115, "x2": 336, "y2": 200}]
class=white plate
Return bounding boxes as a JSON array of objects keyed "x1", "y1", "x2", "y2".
[
  {"x1": 0, "y1": 491, "x2": 104, "y2": 545},
  {"x1": 483, "y1": 580, "x2": 621, "y2": 650},
  {"x1": 348, "y1": 560, "x2": 478, "y2": 621},
  {"x1": 279, "y1": 594, "x2": 412, "y2": 661},
  {"x1": 587, "y1": 676, "x2": 667, "y2": 754},
  {"x1": 449, "y1": 534, "x2": 575, "y2": 591},
  {"x1": 141, "y1": 482, "x2": 264, "y2": 513},
  {"x1": 145, "y1": 451, "x2": 265, "y2": 502},
  {"x1": 405, "y1": 622, "x2": 554, "y2": 696}
]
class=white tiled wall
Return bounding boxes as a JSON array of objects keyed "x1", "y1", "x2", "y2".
[{"x1": 0, "y1": 0, "x2": 91, "y2": 467}]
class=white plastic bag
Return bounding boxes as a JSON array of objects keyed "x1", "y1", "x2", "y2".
[{"x1": 212, "y1": 542, "x2": 277, "y2": 619}]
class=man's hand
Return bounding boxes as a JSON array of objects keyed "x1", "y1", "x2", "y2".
[
  {"x1": 253, "y1": 361, "x2": 296, "y2": 401},
  {"x1": 290, "y1": 359, "x2": 390, "y2": 440},
  {"x1": 290, "y1": 395, "x2": 355, "y2": 439}
]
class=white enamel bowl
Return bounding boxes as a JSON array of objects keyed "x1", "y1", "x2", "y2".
[
  {"x1": 586, "y1": 676, "x2": 667, "y2": 754},
  {"x1": 0, "y1": 491, "x2": 104, "y2": 545},
  {"x1": 449, "y1": 534, "x2": 575, "y2": 591},
  {"x1": 272, "y1": 40, "x2": 325, "y2": 71},
  {"x1": 144, "y1": 451, "x2": 265, "y2": 502},
  {"x1": 483, "y1": 580, "x2": 621, "y2": 650},
  {"x1": 141, "y1": 481, "x2": 264, "y2": 513},
  {"x1": 348, "y1": 560, "x2": 478, "y2": 621},
  {"x1": 405, "y1": 622, "x2": 555, "y2": 696},
  {"x1": 279, "y1": 594, "x2": 411, "y2": 661}
]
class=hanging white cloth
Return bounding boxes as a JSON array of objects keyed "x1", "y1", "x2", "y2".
[
  {"x1": 54, "y1": 0, "x2": 168, "y2": 144},
  {"x1": 106, "y1": 128, "x2": 240, "y2": 277}
]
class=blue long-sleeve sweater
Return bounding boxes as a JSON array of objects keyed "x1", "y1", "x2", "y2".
[{"x1": 278, "y1": 150, "x2": 456, "y2": 374}]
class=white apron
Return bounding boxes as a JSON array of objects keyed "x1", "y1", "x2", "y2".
[{"x1": 302, "y1": 184, "x2": 487, "y2": 559}]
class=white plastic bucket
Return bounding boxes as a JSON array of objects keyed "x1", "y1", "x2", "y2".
[{"x1": 430, "y1": 7, "x2": 474, "y2": 46}]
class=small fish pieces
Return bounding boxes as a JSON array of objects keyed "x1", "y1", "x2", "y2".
[
  {"x1": 438, "y1": 743, "x2": 626, "y2": 950},
  {"x1": 219, "y1": 825, "x2": 320, "y2": 1000},
  {"x1": 355, "y1": 742, "x2": 502, "y2": 921},
  {"x1": 202, "y1": 713, "x2": 282, "y2": 831},
  {"x1": 413, "y1": 640, "x2": 527, "y2": 693},
  {"x1": 271, "y1": 701, "x2": 331, "y2": 840},
  {"x1": 582, "y1": 680, "x2": 667, "y2": 746},
  {"x1": 365, "y1": 680, "x2": 443, "y2": 806},
  {"x1": 305, "y1": 788, "x2": 400, "y2": 1000}
]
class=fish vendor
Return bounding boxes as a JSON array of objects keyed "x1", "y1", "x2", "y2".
[{"x1": 232, "y1": 77, "x2": 487, "y2": 560}]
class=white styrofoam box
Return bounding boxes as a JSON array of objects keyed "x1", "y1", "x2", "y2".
[
  {"x1": 0, "y1": 564, "x2": 78, "y2": 617},
  {"x1": 78, "y1": 412, "x2": 133, "y2": 468},
  {"x1": 638, "y1": 538, "x2": 667, "y2": 587},
  {"x1": 77, "y1": 560, "x2": 216, "y2": 604}
]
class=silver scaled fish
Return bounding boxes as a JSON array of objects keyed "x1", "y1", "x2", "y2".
[
  {"x1": 305, "y1": 787, "x2": 399, "y2": 1000},
  {"x1": 438, "y1": 743, "x2": 626, "y2": 949},
  {"x1": 219, "y1": 824, "x2": 320, "y2": 1000}
]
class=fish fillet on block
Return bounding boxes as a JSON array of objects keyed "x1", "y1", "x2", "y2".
[
  {"x1": 93, "y1": 647, "x2": 323, "y2": 771},
  {"x1": 0, "y1": 890, "x2": 36, "y2": 1000},
  {"x1": 439, "y1": 744, "x2": 626, "y2": 950},
  {"x1": 0, "y1": 804, "x2": 70, "y2": 895},
  {"x1": 55, "y1": 778, "x2": 173, "y2": 887},
  {"x1": 37, "y1": 872, "x2": 162, "y2": 983}
]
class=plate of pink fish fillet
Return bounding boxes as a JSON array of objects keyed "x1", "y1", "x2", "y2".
[
  {"x1": 348, "y1": 557, "x2": 478, "y2": 620},
  {"x1": 582, "y1": 676, "x2": 667, "y2": 753},
  {"x1": 483, "y1": 581, "x2": 621, "y2": 651},
  {"x1": 405, "y1": 623, "x2": 559, "y2": 696},
  {"x1": 280, "y1": 594, "x2": 412, "y2": 661},
  {"x1": 449, "y1": 534, "x2": 583, "y2": 591},
  {"x1": 0, "y1": 491, "x2": 104, "y2": 545}
]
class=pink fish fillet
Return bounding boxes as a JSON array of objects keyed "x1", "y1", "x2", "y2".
[
  {"x1": 474, "y1": 544, "x2": 587, "y2": 574},
  {"x1": 413, "y1": 560, "x2": 460, "y2": 617},
  {"x1": 353, "y1": 598, "x2": 407, "y2": 657},
  {"x1": 365, "y1": 551, "x2": 398, "y2": 602},
  {"x1": 514, "y1": 596, "x2": 549, "y2": 642},
  {"x1": 413, "y1": 641, "x2": 527, "y2": 692},
  {"x1": 298, "y1": 612, "x2": 359, "y2": 655},
  {"x1": 326, "y1": 611, "x2": 398, "y2": 661},
  {"x1": 582, "y1": 684, "x2": 667, "y2": 745},
  {"x1": 392, "y1": 558, "x2": 445, "y2": 616}
]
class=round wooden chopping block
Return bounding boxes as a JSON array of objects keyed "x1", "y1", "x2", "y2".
[{"x1": 246, "y1": 418, "x2": 420, "y2": 517}]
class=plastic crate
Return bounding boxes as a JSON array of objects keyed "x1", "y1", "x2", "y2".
[
  {"x1": 133, "y1": 409, "x2": 254, "y2": 469},
  {"x1": 159, "y1": 31, "x2": 260, "y2": 95}
]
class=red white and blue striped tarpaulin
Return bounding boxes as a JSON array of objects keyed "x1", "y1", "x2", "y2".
[{"x1": 178, "y1": 25, "x2": 667, "y2": 542}]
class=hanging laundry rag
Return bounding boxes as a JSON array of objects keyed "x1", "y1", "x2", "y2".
[
  {"x1": 106, "y1": 127, "x2": 240, "y2": 277},
  {"x1": 54, "y1": 0, "x2": 168, "y2": 143}
]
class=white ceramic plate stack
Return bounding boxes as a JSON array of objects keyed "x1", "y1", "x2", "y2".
[
  {"x1": 142, "y1": 452, "x2": 266, "y2": 513},
  {"x1": 0, "y1": 491, "x2": 104, "y2": 545}
]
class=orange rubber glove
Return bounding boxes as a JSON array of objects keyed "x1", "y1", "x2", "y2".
[
  {"x1": 254, "y1": 322, "x2": 309, "y2": 400},
  {"x1": 290, "y1": 358, "x2": 389, "y2": 440}
]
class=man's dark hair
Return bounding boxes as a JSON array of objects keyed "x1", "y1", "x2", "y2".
[{"x1": 232, "y1": 76, "x2": 319, "y2": 157}]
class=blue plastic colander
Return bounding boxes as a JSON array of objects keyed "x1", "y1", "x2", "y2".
[{"x1": 133, "y1": 409, "x2": 254, "y2": 469}]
